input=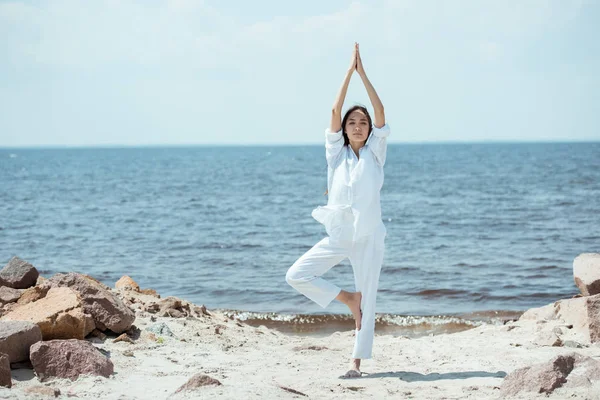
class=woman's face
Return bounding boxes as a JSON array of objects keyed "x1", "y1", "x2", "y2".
[{"x1": 345, "y1": 110, "x2": 370, "y2": 144}]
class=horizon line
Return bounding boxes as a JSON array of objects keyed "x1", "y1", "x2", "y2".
[{"x1": 1, "y1": 138, "x2": 599, "y2": 150}]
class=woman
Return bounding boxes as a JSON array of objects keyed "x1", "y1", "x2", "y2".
[{"x1": 286, "y1": 43, "x2": 390, "y2": 377}]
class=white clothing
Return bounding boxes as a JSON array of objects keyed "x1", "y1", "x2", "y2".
[
  {"x1": 312, "y1": 124, "x2": 390, "y2": 242},
  {"x1": 286, "y1": 124, "x2": 390, "y2": 360},
  {"x1": 286, "y1": 223, "x2": 386, "y2": 359}
]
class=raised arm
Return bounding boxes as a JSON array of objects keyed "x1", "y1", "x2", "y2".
[
  {"x1": 356, "y1": 44, "x2": 385, "y2": 128},
  {"x1": 330, "y1": 44, "x2": 358, "y2": 132},
  {"x1": 326, "y1": 45, "x2": 358, "y2": 166},
  {"x1": 355, "y1": 44, "x2": 390, "y2": 165}
]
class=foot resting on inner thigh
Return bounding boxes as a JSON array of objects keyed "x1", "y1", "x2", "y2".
[{"x1": 336, "y1": 290, "x2": 362, "y2": 330}]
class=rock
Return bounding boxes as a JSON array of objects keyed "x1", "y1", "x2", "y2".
[
  {"x1": 520, "y1": 294, "x2": 600, "y2": 344},
  {"x1": 175, "y1": 373, "x2": 221, "y2": 393},
  {"x1": 561, "y1": 353, "x2": 600, "y2": 389},
  {"x1": 17, "y1": 286, "x2": 48, "y2": 305},
  {"x1": 115, "y1": 276, "x2": 140, "y2": 292},
  {"x1": 0, "y1": 320, "x2": 42, "y2": 363},
  {"x1": 0, "y1": 286, "x2": 23, "y2": 305},
  {"x1": 141, "y1": 296, "x2": 196, "y2": 318},
  {"x1": 500, "y1": 352, "x2": 600, "y2": 397},
  {"x1": 43, "y1": 273, "x2": 135, "y2": 333},
  {"x1": 22, "y1": 385, "x2": 61, "y2": 397},
  {"x1": 574, "y1": 253, "x2": 600, "y2": 296},
  {"x1": 557, "y1": 295, "x2": 600, "y2": 344},
  {"x1": 193, "y1": 304, "x2": 211, "y2": 317},
  {"x1": 519, "y1": 302, "x2": 556, "y2": 321},
  {"x1": 145, "y1": 322, "x2": 174, "y2": 337},
  {"x1": 1, "y1": 287, "x2": 95, "y2": 340},
  {"x1": 532, "y1": 330, "x2": 562, "y2": 347},
  {"x1": 0, "y1": 353, "x2": 10, "y2": 388},
  {"x1": 126, "y1": 325, "x2": 141, "y2": 340},
  {"x1": 0, "y1": 257, "x2": 39, "y2": 289},
  {"x1": 113, "y1": 333, "x2": 134, "y2": 344},
  {"x1": 144, "y1": 302, "x2": 160, "y2": 313},
  {"x1": 30, "y1": 339, "x2": 114, "y2": 381},
  {"x1": 157, "y1": 297, "x2": 191, "y2": 318},
  {"x1": 139, "y1": 288, "x2": 160, "y2": 298}
]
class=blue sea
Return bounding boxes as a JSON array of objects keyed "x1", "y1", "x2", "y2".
[{"x1": 2, "y1": 143, "x2": 599, "y2": 335}]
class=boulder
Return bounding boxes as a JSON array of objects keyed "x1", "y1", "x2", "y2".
[
  {"x1": 1, "y1": 287, "x2": 95, "y2": 340},
  {"x1": 0, "y1": 320, "x2": 42, "y2": 363},
  {"x1": 0, "y1": 353, "x2": 10, "y2": 388},
  {"x1": 500, "y1": 352, "x2": 600, "y2": 397},
  {"x1": 574, "y1": 253, "x2": 600, "y2": 296},
  {"x1": 43, "y1": 273, "x2": 135, "y2": 333},
  {"x1": 519, "y1": 294, "x2": 600, "y2": 344},
  {"x1": 175, "y1": 373, "x2": 222, "y2": 393},
  {"x1": 115, "y1": 276, "x2": 140, "y2": 292},
  {"x1": 0, "y1": 286, "x2": 23, "y2": 305},
  {"x1": 0, "y1": 257, "x2": 39, "y2": 289},
  {"x1": 30, "y1": 339, "x2": 113, "y2": 381},
  {"x1": 555, "y1": 295, "x2": 600, "y2": 344}
]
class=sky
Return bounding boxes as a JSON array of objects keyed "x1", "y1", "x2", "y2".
[{"x1": 1, "y1": 0, "x2": 599, "y2": 146}]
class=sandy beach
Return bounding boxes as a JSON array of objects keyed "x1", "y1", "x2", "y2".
[{"x1": 2, "y1": 275, "x2": 600, "y2": 400}]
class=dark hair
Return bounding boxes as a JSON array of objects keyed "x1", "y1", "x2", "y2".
[{"x1": 341, "y1": 105, "x2": 373, "y2": 146}]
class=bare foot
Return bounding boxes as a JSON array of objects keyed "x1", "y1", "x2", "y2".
[
  {"x1": 348, "y1": 292, "x2": 362, "y2": 331},
  {"x1": 335, "y1": 290, "x2": 363, "y2": 331},
  {"x1": 341, "y1": 359, "x2": 362, "y2": 378}
]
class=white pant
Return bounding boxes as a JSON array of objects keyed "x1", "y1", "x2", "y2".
[{"x1": 285, "y1": 224, "x2": 386, "y2": 359}]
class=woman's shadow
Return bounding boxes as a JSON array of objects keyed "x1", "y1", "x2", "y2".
[{"x1": 346, "y1": 370, "x2": 507, "y2": 381}]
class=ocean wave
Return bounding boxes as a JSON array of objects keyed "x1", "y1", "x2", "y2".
[{"x1": 216, "y1": 310, "x2": 517, "y2": 337}]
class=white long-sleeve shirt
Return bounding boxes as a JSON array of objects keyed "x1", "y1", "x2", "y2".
[{"x1": 312, "y1": 124, "x2": 391, "y2": 242}]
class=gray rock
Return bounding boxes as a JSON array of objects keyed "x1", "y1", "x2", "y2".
[
  {"x1": 500, "y1": 352, "x2": 600, "y2": 397},
  {"x1": 0, "y1": 320, "x2": 42, "y2": 363},
  {"x1": 175, "y1": 373, "x2": 221, "y2": 393},
  {"x1": 0, "y1": 353, "x2": 10, "y2": 388},
  {"x1": 42, "y1": 273, "x2": 135, "y2": 333},
  {"x1": 30, "y1": 339, "x2": 114, "y2": 381},
  {"x1": 0, "y1": 286, "x2": 23, "y2": 305},
  {"x1": 0, "y1": 257, "x2": 39, "y2": 289},
  {"x1": 574, "y1": 253, "x2": 600, "y2": 296},
  {"x1": 145, "y1": 322, "x2": 174, "y2": 337}
]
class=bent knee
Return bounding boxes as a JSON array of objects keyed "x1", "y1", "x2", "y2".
[
  {"x1": 285, "y1": 264, "x2": 307, "y2": 286},
  {"x1": 285, "y1": 265, "x2": 298, "y2": 285}
]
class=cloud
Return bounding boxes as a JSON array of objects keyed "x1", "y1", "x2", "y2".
[
  {"x1": 0, "y1": 0, "x2": 585, "y2": 70},
  {"x1": 0, "y1": 0, "x2": 595, "y2": 145}
]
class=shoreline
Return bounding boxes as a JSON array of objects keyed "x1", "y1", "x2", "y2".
[
  {"x1": 3, "y1": 292, "x2": 599, "y2": 399},
  {"x1": 218, "y1": 308, "x2": 525, "y2": 337},
  {"x1": 1, "y1": 258, "x2": 600, "y2": 399}
]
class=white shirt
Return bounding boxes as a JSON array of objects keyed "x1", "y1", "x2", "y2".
[{"x1": 312, "y1": 124, "x2": 391, "y2": 242}]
